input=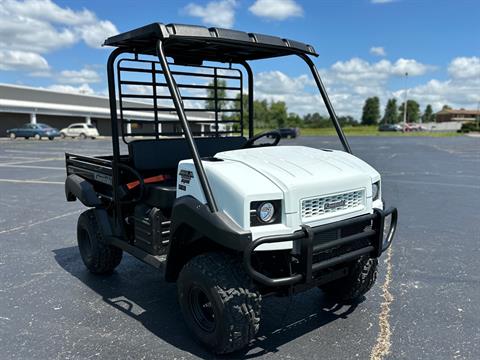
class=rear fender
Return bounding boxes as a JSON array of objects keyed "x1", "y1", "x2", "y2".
[{"x1": 65, "y1": 174, "x2": 101, "y2": 207}]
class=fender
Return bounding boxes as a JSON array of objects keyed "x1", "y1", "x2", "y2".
[
  {"x1": 165, "y1": 196, "x2": 252, "y2": 281},
  {"x1": 65, "y1": 174, "x2": 101, "y2": 207}
]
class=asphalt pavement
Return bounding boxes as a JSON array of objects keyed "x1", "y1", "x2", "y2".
[{"x1": 0, "y1": 136, "x2": 479, "y2": 359}]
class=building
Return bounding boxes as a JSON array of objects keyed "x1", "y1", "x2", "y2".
[
  {"x1": 0, "y1": 83, "x2": 218, "y2": 137},
  {"x1": 435, "y1": 108, "x2": 480, "y2": 123}
]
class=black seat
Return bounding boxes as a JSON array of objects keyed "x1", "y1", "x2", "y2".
[
  {"x1": 128, "y1": 137, "x2": 246, "y2": 208},
  {"x1": 128, "y1": 136, "x2": 247, "y2": 171},
  {"x1": 144, "y1": 184, "x2": 177, "y2": 208}
]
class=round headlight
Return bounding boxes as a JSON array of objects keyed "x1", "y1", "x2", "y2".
[
  {"x1": 372, "y1": 182, "x2": 380, "y2": 200},
  {"x1": 257, "y1": 202, "x2": 275, "y2": 223}
]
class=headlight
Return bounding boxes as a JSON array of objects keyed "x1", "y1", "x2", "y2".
[
  {"x1": 258, "y1": 202, "x2": 274, "y2": 222},
  {"x1": 250, "y1": 200, "x2": 281, "y2": 226},
  {"x1": 372, "y1": 181, "x2": 380, "y2": 201}
]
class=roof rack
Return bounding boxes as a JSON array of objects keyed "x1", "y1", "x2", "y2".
[{"x1": 104, "y1": 23, "x2": 318, "y2": 62}]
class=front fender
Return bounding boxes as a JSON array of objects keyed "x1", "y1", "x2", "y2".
[{"x1": 165, "y1": 196, "x2": 252, "y2": 281}]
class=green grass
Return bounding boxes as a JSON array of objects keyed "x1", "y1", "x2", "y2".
[{"x1": 254, "y1": 126, "x2": 460, "y2": 137}]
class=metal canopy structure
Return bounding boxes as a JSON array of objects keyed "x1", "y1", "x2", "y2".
[
  {"x1": 104, "y1": 23, "x2": 318, "y2": 62},
  {"x1": 104, "y1": 22, "x2": 350, "y2": 215}
]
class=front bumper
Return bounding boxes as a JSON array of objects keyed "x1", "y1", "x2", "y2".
[{"x1": 243, "y1": 207, "x2": 398, "y2": 288}]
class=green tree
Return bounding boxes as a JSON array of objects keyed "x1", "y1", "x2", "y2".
[
  {"x1": 398, "y1": 100, "x2": 421, "y2": 123},
  {"x1": 269, "y1": 101, "x2": 288, "y2": 128},
  {"x1": 382, "y1": 98, "x2": 398, "y2": 124},
  {"x1": 205, "y1": 79, "x2": 227, "y2": 110},
  {"x1": 422, "y1": 104, "x2": 434, "y2": 123},
  {"x1": 442, "y1": 104, "x2": 452, "y2": 111},
  {"x1": 361, "y1": 97, "x2": 381, "y2": 125}
]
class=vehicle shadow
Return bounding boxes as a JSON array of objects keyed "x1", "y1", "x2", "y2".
[{"x1": 53, "y1": 246, "x2": 361, "y2": 359}]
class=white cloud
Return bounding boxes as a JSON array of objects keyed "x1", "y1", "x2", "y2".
[
  {"x1": 370, "y1": 46, "x2": 386, "y2": 57},
  {"x1": 58, "y1": 68, "x2": 101, "y2": 84},
  {"x1": 0, "y1": 50, "x2": 49, "y2": 71},
  {"x1": 251, "y1": 56, "x2": 439, "y2": 118},
  {"x1": 249, "y1": 0, "x2": 303, "y2": 20},
  {"x1": 0, "y1": 0, "x2": 118, "y2": 71},
  {"x1": 448, "y1": 56, "x2": 480, "y2": 79},
  {"x1": 183, "y1": 0, "x2": 237, "y2": 28},
  {"x1": 47, "y1": 83, "x2": 95, "y2": 95}
]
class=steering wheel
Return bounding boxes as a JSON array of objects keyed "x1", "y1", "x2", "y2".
[
  {"x1": 242, "y1": 130, "x2": 281, "y2": 149},
  {"x1": 117, "y1": 163, "x2": 145, "y2": 204}
]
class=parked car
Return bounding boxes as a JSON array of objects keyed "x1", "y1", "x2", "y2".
[
  {"x1": 6, "y1": 123, "x2": 60, "y2": 140},
  {"x1": 378, "y1": 124, "x2": 402, "y2": 132},
  {"x1": 267, "y1": 128, "x2": 300, "y2": 138},
  {"x1": 403, "y1": 123, "x2": 425, "y2": 132},
  {"x1": 60, "y1": 123, "x2": 99, "y2": 139}
]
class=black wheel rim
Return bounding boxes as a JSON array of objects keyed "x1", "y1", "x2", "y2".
[
  {"x1": 189, "y1": 286, "x2": 216, "y2": 333},
  {"x1": 78, "y1": 228, "x2": 93, "y2": 263}
]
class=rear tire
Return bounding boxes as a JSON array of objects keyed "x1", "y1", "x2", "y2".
[
  {"x1": 60, "y1": 132, "x2": 66, "y2": 139},
  {"x1": 48, "y1": 136, "x2": 54, "y2": 141},
  {"x1": 79, "y1": 133, "x2": 87, "y2": 139},
  {"x1": 9, "y1": 133, "x2": 16, "y2": 139},
  {"x1": 77, "y1": 210, "x2": 122, "y2": 274},
  {"x1": 177, "y1": 252, "x2": 261, "y2": 354},
  {"x1": 321, "y1": 256, "x2": 378, "y2": 302}
]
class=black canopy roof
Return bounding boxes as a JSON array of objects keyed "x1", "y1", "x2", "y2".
[{"x1": 104, "y1": 23, "x2": 318, "y2": 62}]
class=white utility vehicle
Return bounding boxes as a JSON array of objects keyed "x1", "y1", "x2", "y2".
[
  {"x1": 64, "y1": 23, "x2": 398, "y2": 354},
  {"x1": 60, "y1": 123, "x2": 99, "y2": 139}
]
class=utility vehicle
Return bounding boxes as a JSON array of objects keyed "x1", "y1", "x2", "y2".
[{"x1": 65, "y1": 23, "x2": 398, "y2": 354}]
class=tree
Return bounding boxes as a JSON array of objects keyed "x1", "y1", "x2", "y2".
[
  {"x1": 422, "y1": 104, "x2": 434, "y2": 123},
  {"x1": 361, "y1": 97, "x2": 380, "y2": 125},
  {"x1": 205, "y1": 79, "x2": 227, "y2": 110},
  {"x1": 269, "y1": 101, "x2": 288, "y2": 128},
  {"x1": 382, "y1": 98, "x2": 398, "y2": 124},
  {"x1": 442, "y1": 104, "x2": 452, "y2": 111},
  {"x1": 398, "y1": 100, "x2": 420, "y2": 123}
]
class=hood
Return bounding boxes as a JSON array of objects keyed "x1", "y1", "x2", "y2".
[{"x1": 216, "y1": 146, "x2": 380, "y2": 214}]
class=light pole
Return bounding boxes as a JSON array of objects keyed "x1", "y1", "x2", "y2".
[{"x1": 403, "y1": 72, "x2": 408, "y2": 125}]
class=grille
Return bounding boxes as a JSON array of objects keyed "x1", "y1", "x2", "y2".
[{"x1": 301, "y1": 190, "x2": 364, "y2": 221}]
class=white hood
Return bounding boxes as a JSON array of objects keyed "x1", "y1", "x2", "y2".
[{"x1": 216, "y1": 146, "x2": 380, "y2": 214}]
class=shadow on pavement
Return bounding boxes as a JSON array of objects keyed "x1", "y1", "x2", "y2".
[{"x1": 53, "y1": 246, "x2": 360, "y2": 359}]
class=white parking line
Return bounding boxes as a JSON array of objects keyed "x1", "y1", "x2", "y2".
[
  {"x1": 0, "y1": 164, "x2": 64, "y2": 170},
  {"x1": 0, "y1": 210, "x2": 82, "y2": 235},
  {"x1": 0, "y1": 157, "x2": 63, "y2": 166},
  {"x1": 0, "y1": 178, "x2": 64, "y2": 184}
]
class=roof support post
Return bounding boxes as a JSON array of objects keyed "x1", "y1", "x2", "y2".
[
  {"x1": 85, "y1": 116, "x2": 91, "y2": 125},
  {"x1": 30, "y1": 112, "x2": 37, "y2": 124},
  {"x1": 239, "y1": 61, "x2": 254, "y2": 139},
  {"x1": 107, "y1": 47, "x2": 128, "y2": 233},
  {"x1": 155, "y1": 40, "x2": 218, "y2": 213},
  {"x1": 299, "y1": 54, "x2": 352, "y2": 154}
]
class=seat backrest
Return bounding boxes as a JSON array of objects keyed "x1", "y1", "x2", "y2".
[{"x1": 128, "y1": 136, "x2": 246, "y2": 171}]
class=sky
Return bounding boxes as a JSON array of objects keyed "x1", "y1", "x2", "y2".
[{"x1": 0, "y1": 0, "x2": 479, "y2": 119}]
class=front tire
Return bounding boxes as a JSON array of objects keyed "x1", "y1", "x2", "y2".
[
  {"x1": 321, "y1": 256, "x2": 378, "y2": 302},
  {"x1": 48, "y1": 136, "x2": 54, "y2": 141},
  {"x1": 77, "y1": 210, "x2": 122, "y2": 274},
  {"x1": 60, "y1": 132, "x2": 66, "y2": 139},
  {"x1": 177, "y1": 252, "x2": 261, "y2": 354},
  {"x1": 79, "y1": 133, "x2": 87, "y2": 140}
]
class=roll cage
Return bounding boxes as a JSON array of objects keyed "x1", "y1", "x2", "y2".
[{"x1": 105, "y1": 22, "x2": 352, "y2": 220}]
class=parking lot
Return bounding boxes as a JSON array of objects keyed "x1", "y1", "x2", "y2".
[{"x1": 0, "y1": 136, "x2": 479, "y2": 360}]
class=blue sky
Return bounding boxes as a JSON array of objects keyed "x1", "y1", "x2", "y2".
[{"x1": 1, "y1": 0, "x2": 479, "y2": 118}]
